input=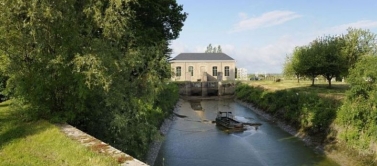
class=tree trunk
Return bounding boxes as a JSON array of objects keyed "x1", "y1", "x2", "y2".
[
  {"x1": 296, "y1": 74, "x2": 300, "y2": 83},
  {"x1": 311, "y1": 75, "x2": 315, "y2": 86},
  {"x1": 326, "y1": 75, "x2": 332, "y2": 88}
]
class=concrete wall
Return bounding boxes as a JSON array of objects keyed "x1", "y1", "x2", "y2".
[
  {"x1": 170, "y1": 60, "x2": 236, "y2": 81},
  {"x1": 176, "y1": 81, "x2": 235, "y2": 96},
  {"x1": 58, "y1": 124, "x2": 147, "y2": 166}
]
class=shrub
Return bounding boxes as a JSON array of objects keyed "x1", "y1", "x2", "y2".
[
  {"x1": 235, "y1": 83, "x2": 338, "y2": 135},
  {"x1": 336, "y1": 56, "x2": 377, "y2": 156}
]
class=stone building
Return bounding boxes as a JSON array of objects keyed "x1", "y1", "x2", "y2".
[{"x1": 170, "y1": 53, "x2": 236, "y2": 81}]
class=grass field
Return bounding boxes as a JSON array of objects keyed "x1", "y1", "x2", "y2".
[
  {"x1": 0, "y1": 100, "x2": 118, "y2": 166},
  {"x1": 244, "y1": 79, "x2": 349, "y2": 100}
]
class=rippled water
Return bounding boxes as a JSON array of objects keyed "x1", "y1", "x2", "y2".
[{"x1": 155, "y1": 99, "x2": 338, "y2": 166}]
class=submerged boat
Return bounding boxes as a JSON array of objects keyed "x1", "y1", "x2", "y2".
[{"x1": 215, "y1": 111, "x2": 246, "y2": 131}]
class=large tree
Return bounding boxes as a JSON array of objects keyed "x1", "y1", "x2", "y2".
[
  {"x1": 343, "y1": 28, "x2": 377, "y2": 70},
  {"x1": 317, "y1": 35, "x2": 348, "y2": 87},
  {"x1": 0, "y1": 0, "x2": 187, "y2": 159},
  {"x1": 284, "y1": 28, "x2": 377, "y2": 88},
  {"x1": 295, "y1": 44, "x2": 322, "y2": 86}
]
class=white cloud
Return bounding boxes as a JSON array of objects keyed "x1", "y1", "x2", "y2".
[
  {"x1": 170, "y1": 41, "x2": 189, "y2": 56},
  {"x1": 230, "y1": 10, "x2": 302, "y2": 33},
  {"x1": 230, "y1": 35, "x2": 304, "y2": 74},
  {"x1": 238, "y1": 12, "x2": 248, "y2": 20},
  {"x1": 320, "y1": 20, "x2": 377, "y2": 35}
]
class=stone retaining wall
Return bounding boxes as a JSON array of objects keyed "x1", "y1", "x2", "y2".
[{"x1": 58, "y1": 124, "x2": 148, "y2": 166}]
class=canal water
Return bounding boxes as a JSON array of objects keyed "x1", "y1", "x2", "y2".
[{"x1": 154, "y1": 99, "x2": 339, "y2": 166}]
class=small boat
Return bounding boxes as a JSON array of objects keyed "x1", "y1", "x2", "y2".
[{"x1": 215, "y1": 111, "x2": 246, "y2": 131}]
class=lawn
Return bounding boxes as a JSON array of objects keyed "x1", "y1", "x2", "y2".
[
  {"x1": 244, "y1": 79, "x2": 349, "y2": 100},
  {"x1": 0, "y1": 100, "x2": 118, "y2": 166}
]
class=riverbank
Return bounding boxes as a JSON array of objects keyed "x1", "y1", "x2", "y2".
[
  {"x1": 153, "y1": 97, "x2": 340, "y2": 165},
  {"x1": 235, "y1": 99, "x2": 369, "y2": 166},
  {"x1": 145, "y1": 99, "x2": 182, "y2": 165},
  {"x1": 235, "y1": 99, "x2": 320, "y2": 150},
  {"x1": 146, "y1": 96, "x2": 367, "y2": 166}
]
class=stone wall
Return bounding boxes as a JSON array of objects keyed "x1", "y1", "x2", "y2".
[
  {"x1": 176, "y1": 81, "x2": 234, "y2": 96},
  {"x1": 58, "y1": 124, "x2": 148, "y2": 166}
]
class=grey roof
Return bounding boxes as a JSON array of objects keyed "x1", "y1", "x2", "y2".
[{"x1": 171, "y1": 53, "x2": 234, "y2": 61}]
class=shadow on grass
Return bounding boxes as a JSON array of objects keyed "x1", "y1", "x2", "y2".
[
  {"x1": 286, "y1": 83, "x2": 349, "y2": 93},
  {"x1": 0, "y1": 106, "x2": 49, "y2": 148},
  {"x1": 285, "y1": 83, "x2": 349, "y2": 101},
  {"x1": 0, "y1": 103, "x2": 9, "y2": 108}
]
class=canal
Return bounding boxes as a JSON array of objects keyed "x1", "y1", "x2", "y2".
[{"x1": 154, "y1": 99, "x2": 338, "y2": 166}]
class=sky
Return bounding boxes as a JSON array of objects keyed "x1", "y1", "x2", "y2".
[{"x1": 169, "y1": 0, "x2": 377, "y2": 74}]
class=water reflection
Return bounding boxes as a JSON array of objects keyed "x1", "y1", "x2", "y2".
[{"x1": 155, "y1": 99, "x2": 338, "y2": 166}]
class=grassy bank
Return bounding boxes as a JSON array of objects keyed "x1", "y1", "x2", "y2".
[
  {"x1": 235, "y1": 80, "x2": 376, "y2": 165},
  {"x1": 0, "y1": 100, "x2": 117, "y2": 166},
  {"x1": 236, "y1": 80, "x2": 343, "y2": 136}
]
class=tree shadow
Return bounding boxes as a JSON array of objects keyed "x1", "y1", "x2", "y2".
[
  {"x1": 285, "y1": 83, "x2": 349, "y2": 93},
  {"x1": 0, "y1": 102, "x2": 10, "y2": 108},
  {"x1": 0, "y1": 108, "x2": 49, "y2": 148}
]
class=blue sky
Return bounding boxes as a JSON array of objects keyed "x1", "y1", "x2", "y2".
[{"x1": 170, "y1": 0, "x2": 377, "y2": 74}]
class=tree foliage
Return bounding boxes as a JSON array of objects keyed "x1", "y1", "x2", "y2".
[
  {"x1": 343, "y1": 28, "x2": 377, "y2": 70},
  {"x1": 0, "y1": 0, "x2": 186, "y2": 159},
  {"x1": 205, "y1": 44, "x2": 222, "y2": 53},
  {"x1": 337, "y1": 55, "x2": 377, "y2": 155},
  {"x1": 287, "y1": 45, "x2": 322, "y2": 86},
  {"x1": 317, "y1": 35, "x2": 348, "y2": 87},
  {"x1": 284, "y1": 28, "x2": 376, "y2": 87}
]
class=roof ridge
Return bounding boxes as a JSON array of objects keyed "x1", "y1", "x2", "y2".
[{"x1": 171, "y1": 53, "x2": 234, "y2": 61}]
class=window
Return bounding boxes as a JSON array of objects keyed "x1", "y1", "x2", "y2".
[
  {"x1": 212, "y1": 66, "x2": 217, "y2": 76},
  {"x1": 225, "y1": 66, "x2": 229, "y2": 76},
  {"x1": 188, "y1": 66, "x2": 194, "y2": 76},
  {"x1": 176, "y1": 67, "x2": 181, "y2": 76}
]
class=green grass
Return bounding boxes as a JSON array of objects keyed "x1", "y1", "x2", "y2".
[
  {"x1": 245, "y1": 79, "x2": 349, "y2": 100},
  {"x1": 0, "y1": 100, "x2": 118, "y2": 166}
]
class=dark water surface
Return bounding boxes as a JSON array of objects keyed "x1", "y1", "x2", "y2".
[{"x1": 155, "y1": 99, "x2": 338, "y2": 166}]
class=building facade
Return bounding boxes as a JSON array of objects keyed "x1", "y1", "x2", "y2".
[
  {"x1": 236, "y1": 68, "x2": 248, "y2": 80},
  {"x1": 170, "y1": 53, "x2": 236, "y2": 81}
]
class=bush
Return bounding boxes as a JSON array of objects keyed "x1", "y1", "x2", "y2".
[
  {"x1": 235, "y1": 83, "x2": 338, "y2": 134},
  {"x1": 336, "y1": 56, "x2": 377, "y2": 156}
]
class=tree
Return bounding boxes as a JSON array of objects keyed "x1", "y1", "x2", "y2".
[
  {"x1": 205, "y1": 44, "x2": 222, "y2": 53},
  {"x1": 285, "y1": 28, "x2": 377, "y2": 87},
  {"x1": 217, "y1": 45, "x2": 222, "y2": 53},
  {"x1": 318, "y1": 35, "x2": 348, "y2": 87},
  {"x1": 0, "y1": 0, "x2": 187, "y2": 159},
  {"x1": 343, "y1": 28, "x2": 377, "y2": 70},
  {"x1": 205, "y1": 44, "x2": 213, "y2": 53},
  {"x1": 283, "y1": 54, "x2": 297, "y2": 82},
  {"x1": 292, "y1": 45, "x2": 322, "y2": 86},
  {"x1": 287, "y1": 35, "x2": 348, "y2": 87},
  {"x1": 213, "y1": 47, "x2": 217, "y2": 53}
]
